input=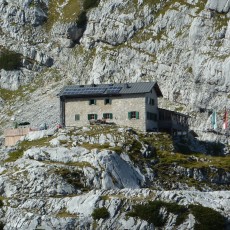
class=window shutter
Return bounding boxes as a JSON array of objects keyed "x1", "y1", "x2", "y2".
[
  {"x1": 94, "y1": 99, "x2": 96, "y2": 105},
  {"x1": 136, "y1": 112, "x2": 139, "y2": 119},
  {"x1": 75, "y1": 114, "x2": 80, "y2": 121},
  {"x1": 95, "y1": 114, "x2": 98, "y2": 120},
  {"x1": 128, "y1": 112, "x2": 131, "y2": 119},
  {"x1": 103, "y1": 113, "x2": 105, "y2": 118},
  {"x1": 110, "y1": 113, "x2": 113, "y2": 119},
  {"x1": 88, "y1": 114, "x2": 91, "y2": 120},
  {"x1": 109, "y1": 99, "x2": 111, "y2": 104}
]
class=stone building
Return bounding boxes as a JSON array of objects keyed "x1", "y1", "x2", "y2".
[
  {"x1": 59, "y1": 82, "x2": 189, "y2": 134},
  {"x1": 59, "y1": 82, "x2": 163, "y2": 131}
]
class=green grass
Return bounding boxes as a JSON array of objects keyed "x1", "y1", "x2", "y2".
[
  {"x1": 56, "y1": 208, "x2": 78, "y2": 218},
  {"x1": 4, "y1": 149, "x2": 24, "y2": 163},
  {"x1": 92, "y1": 207, "x2": 110, "y2": 220},
  {"x1": 44, "y1": 0, "x2": 100, "y2": 31},
  {"x1": 44, "y1": 0, "x2": 82, "y2": 31},
  {"x1": 80, "y1": 142, "x2": 111, "y2": 150},
  {"x1": 4, "y1": 137, "x2": 52, "y2": 163},
  {"x1": 175, "y1": 106, "x2": 184, "y2": 112}
]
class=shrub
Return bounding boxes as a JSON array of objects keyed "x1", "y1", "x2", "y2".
[
  {"x1": 83, "y1": 0, "x2": 100, "y2": 10},
  {"x1": 92, "y1": 207, "x2": 110, "y2": 220},
  {"x1": 0, "y1": 50, "x2": 22, "y2": 70},
  {"x1": 127, "y1": 201, "x2": 189, "y2": 227},
  {"x1": 127, "y1": 201, "x2": 166, "y2": 227},
  {"x1": 76, "y1": 11, "x2": 87, "y2": 27},
  {"x1": 0, "y1": 222, "x2": 4, "y2": 230},
  {"x1": 76, "y1": 0, "x2": 100, "y2": 27},
  {"x1": 190, "y1": 205, "x2": 226, "y2": 230}
]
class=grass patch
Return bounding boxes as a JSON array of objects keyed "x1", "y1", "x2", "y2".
[
  {"x1": 44, "y1": 0, "x2": 81, "y2": 31},
  {"x1": 175, "y1": 106, "x2": 184, "y2": 112},
  {"x1": 92, "y1": 207, "x2": 110, "y2": 220},
  {"x1": 56, "y1": 208, "x2": 78, "y2": 218},
  {"x1": 80, "y1": 142, "x2": 111, "y2": 150},
  {"x1": 4, "y1": 137, "x2": 52, "y2": 163},
  {"x1": 4, "y1": 149, "x2": 24, "y2": 163}
]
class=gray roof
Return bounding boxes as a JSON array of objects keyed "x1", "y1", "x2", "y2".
[{"x1": 59, "y1": 82, "x2": 163, "y2": 97}]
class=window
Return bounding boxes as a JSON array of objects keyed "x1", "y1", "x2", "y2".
[
  {"x1": 147, "y1": 112, "x2": 157, "y2": 121},
  {"x1": 103, "y1": 113, "x2": 113, "y2": 119},
  {"x1": 128, "y1": 111, "x2": 139, "y2": 119},
  {"x1": 146, "y1": 97, "x2": 154, "y2": 106},
  {"x1": 104, "y1": 98, "x2": 111, "y2": 105},
  {"x1": 89, "y1": 99, "x2": 96, "y2": 105},
  {"x1": 75, "y1": 114, "x2": 80, "y2": 121},
  {"x1": 88, "y1": 114, "x2": 98, "y2": 120}
]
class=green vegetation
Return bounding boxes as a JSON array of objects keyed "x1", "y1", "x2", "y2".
[
  {"x1": 56, "y1": 208, "x2": 78, "y2": 218},
  {"x1": 83, "y1": 0, "x2": 100, "y2": 10},
  {"x1": 127, "y1": 201, "x2": 226, "y2": 229},
  {"x1": 80, "y1": 142, "x2": 111, "y2": 150},
  {"x1": 44, "y1": 0, "x2": 81, "y2": 31},
  {"x1": 213, "y1": 12, "x2": 228, "y2": 31},
  {"x1": 175, "y1": 106, "x2": 184, "y2": 112},
  {"x1": 76, "y1": 0, "x2": 100, "y2": 27},
  {"x1": 54, "y1": 167, "x2": 85, "y2": 189},
  {"x1": 4, "y1": 149, "x2": 24, "y2": 163},
  {"x1": 0, "y1": 49, "x2": 22, "y2": 70},
  {"x1": 127, "y1": 200, "x2": 188, "y2": 227},
  {"x1": 44, "y1": 0, "x2": 100, "y2": 31},
  {"x1": 0, "y1": 222, "x2": 4, "y2": 230},
  {"x1": 190, "y1": 205, "x2": 226, "y2": 230},
  {"x1": 0, "y1": 196, "x2": 4, "y2": 208},
  {"x1": 4, "y1": 137, "x2": 52, "y2": 163},
  {"x1": 92, "y1": 207, "x2": 110, "y2": 220}
]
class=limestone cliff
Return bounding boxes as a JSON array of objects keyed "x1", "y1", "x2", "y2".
[
  {"x1": 0, "y1": 0, "x2": 229, "y2": 144},
  {"x1": 0, "y1": 127, "x2": 229, "y2": 229}
]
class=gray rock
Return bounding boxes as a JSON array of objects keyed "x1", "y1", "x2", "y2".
[{"x1": 206, "y1": 0, "x2": 230, "y2": 13}]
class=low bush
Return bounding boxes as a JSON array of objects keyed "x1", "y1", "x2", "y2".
[
  {"x1": 190, "y1": 204, "x2": 226, "y2": 230},
  {"x1": 92, "y1": 207, "x2": 110, "y2": 220},
  {"x1": 127, "y1": 201, "x2": 226, "y2": 229},
  {"x1": 0, "y1": 50, "x2": 22, "y2": 70},
  {"x1": 83, "y1": 0, "x2": 100, "y2": 10}
]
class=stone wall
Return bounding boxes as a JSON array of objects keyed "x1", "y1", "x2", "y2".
[
  {"x1": 64, "y1": 93, "x2": 158, "y2": 131},
  {"x1": 145, "y1": 90, "x2": 159, "y2": 131}
]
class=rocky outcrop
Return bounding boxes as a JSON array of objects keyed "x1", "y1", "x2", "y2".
[
  {"x1": 206, "y1": 0, "x2": 230, "y2": 13},
  {"x1": 0, "y1": 0, "x2": 229, "y2": 145},
  {"x1": 0, "y1": 127, "x2": 229, "y2": 229}
]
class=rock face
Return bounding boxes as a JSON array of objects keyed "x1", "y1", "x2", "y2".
[
  {"x1": 0, "y1": 0, "x2": 229, "y2": 146},
  {"x1": 0, "y1": 0, "x2": 230, "y2": 227},
  {"x1": 0, "y1": 127, "x2": 229, "y2": 229}
]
